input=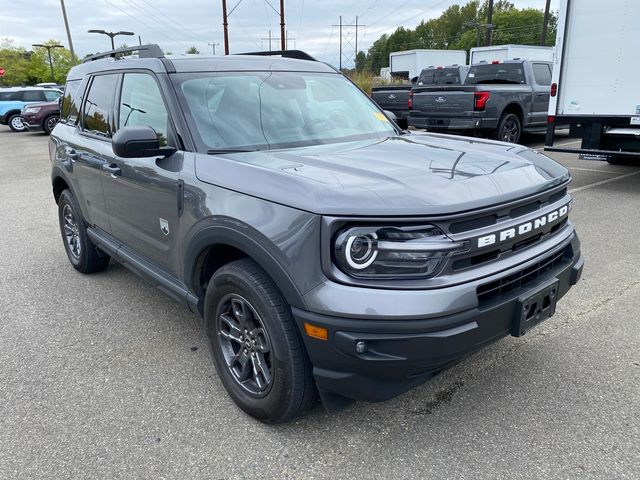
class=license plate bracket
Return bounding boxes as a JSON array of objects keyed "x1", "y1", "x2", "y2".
[{"x1": 512, "y1": 278, "x2": 559, "y2": 337}]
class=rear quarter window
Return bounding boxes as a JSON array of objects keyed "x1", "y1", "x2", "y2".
[{"x1": 0, "y1": 92, "x2": 18, "y2": 101}]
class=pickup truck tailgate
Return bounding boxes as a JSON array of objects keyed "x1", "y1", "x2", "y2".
[
  {"x1": 412, "y1": 86, "x2": 476, "y2": 116},
  {"x1": 371, "y1": 86, "x2": 411, "y2": 111}
]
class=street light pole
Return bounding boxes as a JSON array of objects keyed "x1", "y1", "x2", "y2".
[
  {"x1": 32, "y1": 44, "x2": 64, "y2": 82},
  {"x1": 88, "y1": 30, "x2": 135, "y2": 50}
]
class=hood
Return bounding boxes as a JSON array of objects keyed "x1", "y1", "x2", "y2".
[
  {"x1": 21, "y1": 101, "x2": 59, "y2": 110},
  {"x1": 195, "y1": 132, "x2": 570, "y2": 216}
]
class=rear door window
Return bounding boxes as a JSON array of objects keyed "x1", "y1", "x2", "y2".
[
  {"x1": 532, "y1": 63, "x2": 552, "y2": 86},
  {"x1": 82, "y1": 74, "x2": 118, "y2": 138},
  {"x1": 21, "y1": 90, "x2": 46, "y2": 102}
]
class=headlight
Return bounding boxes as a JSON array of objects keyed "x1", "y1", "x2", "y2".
[
  {"x1": 333, "y1": 225, "x2": 468, "y2": 279},
  {"x1": 23, "y1": 106, "x2": 41, "y2": 114}
]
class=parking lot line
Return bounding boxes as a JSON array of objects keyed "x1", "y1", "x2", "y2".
[{"x1": 568, "y1": 170, "x2": 640, "y2": 193}]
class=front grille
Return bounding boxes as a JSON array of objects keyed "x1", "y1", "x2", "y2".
[{"x1": 477, "y1": 245, "x2": 573, "y2": 305}]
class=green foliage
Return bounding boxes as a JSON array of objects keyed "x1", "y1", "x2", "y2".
[
  {"x1": 186, "y1": 46, "x2": 200, "y2": 54},
  {"x1": 0, "y1": 38, "x2": 75, "y2": 86},
  {"x1": 360, "y1": 0, "x2": 556, "y2": 74},
  {"x1": 347, "y1": 70, "x2": 407, "y2": 96}
]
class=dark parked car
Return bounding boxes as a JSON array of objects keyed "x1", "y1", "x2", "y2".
[
  {"x1": 0, "y1": 87, "x2": 62, "y2": 131},
  {"x1": 50, "y1": 45, "x2": 583, "y2": 423},
  {"x1": 21, "y1": 100, "x2": 60, "y2": 134},
  {"x1": 371, "y1": 65, "x2": 469, "y2": 129},
  {"x1": 409, "y1": 60, "x2": 553, "y2": 143}
]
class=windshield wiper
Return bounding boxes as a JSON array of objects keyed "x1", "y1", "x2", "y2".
[{"x1": 206, "y1": 148, "x2": 259, "y2": 154}]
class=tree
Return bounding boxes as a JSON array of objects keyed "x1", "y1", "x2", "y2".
[
  {"x1": 0, "y1": 38, "x2": 32, "y2": 86},
  {"x1": 355, "y1": 51, "x2": 367, "y2": 72},
  {"x1": 359, "y1": 0, "x2": 557, "y2": 74},
  {"x1": 28, "y1": 40, "x2": 74, "y2": 84},
  {"x1": 186, "y1": 46, "x2": 199, "y2": 54}
]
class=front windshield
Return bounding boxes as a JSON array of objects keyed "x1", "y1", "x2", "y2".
[{"x1": 173, "y1": 71, "x2": 397, "y2": 151}]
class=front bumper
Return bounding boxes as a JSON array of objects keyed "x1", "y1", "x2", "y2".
[
  {"x1": 293, "y1": 235, "x2": 583, "y2": 407},
  {"x1": 20, "y1": 114, "x2": 42, "y2": 130}
]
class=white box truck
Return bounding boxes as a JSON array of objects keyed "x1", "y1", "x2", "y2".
[
  {"x1": 545, "y1": 0, "x2": 640, "y2": 163},
  {"x1": 470, "y1": 45, "x2": 554, "y2": 64},
  {"x1": 389, "y1": 49, "x2": 467, "y2": 80}
]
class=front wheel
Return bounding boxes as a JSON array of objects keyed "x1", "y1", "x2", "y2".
[
  {"x1": 58, "y1": 190, "x2": 110, "y2": 273},
  {"x1": 43, "y1": 114, "x2": 60, "y2": 135},
  {"x1": 204, "y1": 259, "x2": 316, "y2": 423},
  {"x1": 8, "y1": 113, "x2": 26, "y2": 132},
  {"x1": 495, "y1": 113, "x2": 521, "y2": 144}
]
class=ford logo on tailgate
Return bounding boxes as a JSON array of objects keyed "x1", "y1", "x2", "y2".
[
  {"x1": 435, "y1": 96, "x2": 447, "y2": 103},
  {"x1": 388, "y1": 94, "x2": 396, "y2": 99}
]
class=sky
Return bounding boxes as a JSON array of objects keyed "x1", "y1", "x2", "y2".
[{"x1": 1, "y1": 0, "x2": 557, "y2": 67}]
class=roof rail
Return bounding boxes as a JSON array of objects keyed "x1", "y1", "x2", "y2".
[
  {"x1": 237, "y1": 50, "x2": 317, "y2": 62},
  {"x1": 82, "y1": 44, "x2": 164, "y2": 63}
]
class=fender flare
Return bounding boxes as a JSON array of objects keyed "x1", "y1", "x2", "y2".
[{"x1": 183, "y1": 223, "x2": 307, "y2": 310}]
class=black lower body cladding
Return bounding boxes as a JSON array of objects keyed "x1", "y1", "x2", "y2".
[{"x1": 292, "y1": 236, "x2": 583, "y2": 409}]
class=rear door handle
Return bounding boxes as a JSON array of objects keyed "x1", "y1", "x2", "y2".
[{"x1": 101, "y1": 163, "x2": 122, "y2": 177}]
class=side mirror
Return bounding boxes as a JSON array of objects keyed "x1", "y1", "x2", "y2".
[
  {"x1": 112, "y1": 125, "x2": 176, "y2": 158},
  {"x1": 410, "y1": 76, "x2": 418, "y2": 85},
  {"x1": 384, "y1": 110, "x2": 397, "y2": 122}
]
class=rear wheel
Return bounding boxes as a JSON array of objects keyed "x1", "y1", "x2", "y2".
[
  {"x1": 204, "y1": 259, "x2": 316, "y2": 423},
  {"x1": 43, "y1": 114, "x2": 60, "y2": 135},
  {"x1": 58, "y1": 190, "x2": 110, "y2": 273},
  {"x1": 495, "y1": 113, "x2": 521, "y2": 144},
  {"x1": 8, "y1": 113, "x2": 26, "y2": 132}
]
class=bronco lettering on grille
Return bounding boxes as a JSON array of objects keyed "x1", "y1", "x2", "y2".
[{"x1": 477, "y1": 203, "x2": 569, "y2": 248}]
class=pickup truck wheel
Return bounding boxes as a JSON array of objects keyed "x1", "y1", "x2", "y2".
[
  {"x1": 204, "y1": 259, "x2": 316, "y2": 423},
  {"x1": 57, "y1": 190, "x2": 110, "y2": 273},
  {"x1": 495, "y1": 113, "x2": 521, "y2": 143},
  {"x1": 8, "y1": 113, "x2": 26, "y2": 132},
  {"x1": 43, "y1": 114, "x2": 60, "y2": 135}
]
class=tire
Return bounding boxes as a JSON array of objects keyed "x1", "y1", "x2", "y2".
[
  {"x1": 43, "y1": 114, "x2": 60, "y2": 135},
  {"x1": 204, "y1": 258, "x2": 317, "y2": 423},
  {"x1": 494, "y1": 112, "x2": 522, "y2": 144},
  {"x1": 8, "y1": 113, "x2": 26, "y2": 132},
  {"x1": 57, "y1": 190, "x2": 110, "y2": 273}
]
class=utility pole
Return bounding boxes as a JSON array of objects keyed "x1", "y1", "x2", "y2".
[
  {"x1": 59, "y1": 0, "x2": 75, "y2": 62},
  {"x1": 222, "y1": 0, "x2": 229, "y2": 54},
  {"x1": 279, "y1": 0, "x2": 286, "y2": 50},
  {"x1": 355, "y1": 16, "x2": 358, "y2": 57},
  {"x1": 541, "y1": 0, "x2": 551, "y2": 46},
  {"x1": 464, "y1": 22, "x2": 492, "y2": 49},
  {"x1": 32, "y1": 44, "x2": 64, "y2": 83},
  {"x1": 339, "y1": 16, "x2": 342, "y2": 70},
  {"x1": 486, "y1": 0, "x2": 494, "y2": 46},
  {"x1": 332, "y1": 16, "x2": 365, "y2": 71},
  {"x1": 208, "y1": 42, "x2": 219, "y2": 54}
]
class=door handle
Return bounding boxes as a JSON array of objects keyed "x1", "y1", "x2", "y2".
[
  {"x1": 66, "y1": 149, "x2": 79, "y2": 161},
  {"x1": 101, "y1": 163, "x2": 122, "y2": 177}
]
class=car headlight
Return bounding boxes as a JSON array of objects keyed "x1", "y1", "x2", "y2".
[
  {"x1": 333, "y1": 225, "x2": 469, "y2": 279},
  {"x1": 23, "y1": 106, "x2": 41, "y2": 114}
]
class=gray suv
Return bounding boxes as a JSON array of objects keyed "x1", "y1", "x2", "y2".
[{"x1": 50, "y1": 45, "x2": 584, "y2": 423}]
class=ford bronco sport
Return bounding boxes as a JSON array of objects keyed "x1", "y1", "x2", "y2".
[{"x1": 50, "y1": 45, "x2": 584, "y2": 423}]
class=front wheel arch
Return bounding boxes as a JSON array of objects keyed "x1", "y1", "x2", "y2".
[{"x1": 185, "y1": 225, "x2": 307, "y2": 313}]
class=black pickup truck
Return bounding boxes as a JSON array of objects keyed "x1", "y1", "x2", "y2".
[
  {"x1": 371, "y1": 65, "x2": 468, "y2": 129},
  {"x1": 409, "y1": 60, "x2": 553, "y2": 143}
]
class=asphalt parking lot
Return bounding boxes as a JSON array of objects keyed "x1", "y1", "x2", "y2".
[{"x1": 1, "y1": 126, "x2": 638, "y2": 479}]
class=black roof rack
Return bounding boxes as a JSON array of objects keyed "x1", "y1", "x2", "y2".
[
  {"x1": 237, "y1": 50, "x2": 317, "y2": 62},
  {"x1": 83, "y1": 44, "x2": 164, "y2": 63}
]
